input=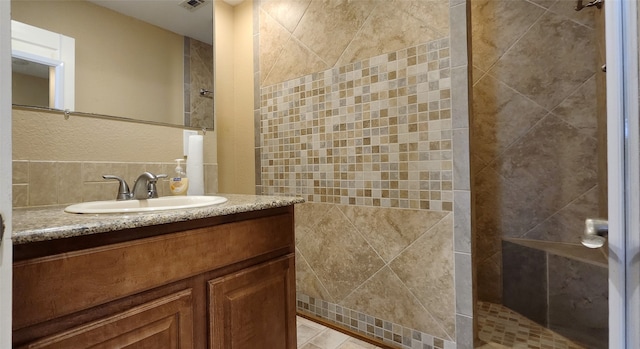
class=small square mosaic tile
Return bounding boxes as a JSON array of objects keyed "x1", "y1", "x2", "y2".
[
  {"x1": 477, "y1": 301, "x2": 586, "y2": 349},
  {"x1": 297, "y1": 293, "x2": 454, "y2": 349},
  {"x1": 259, "y1": 39, "x2": 453, "y2": 211}
]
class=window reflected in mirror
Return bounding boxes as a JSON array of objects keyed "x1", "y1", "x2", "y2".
[{"x1": 11, "y1": 57, "x2": 51, "y2": 108}]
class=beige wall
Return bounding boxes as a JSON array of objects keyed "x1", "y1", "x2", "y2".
[
  {"x1": 215, "y1": 0, "x2": 255, "y2": 194},
  {"x1": 12, "y1": 71, "x2": 47, "y2": 107},
  {"x1": 256, "y1": 1, "x2": 472, "y2": 348},
  {"x1": 12, "y1": 0, "x2": 184, "y2": 125}
]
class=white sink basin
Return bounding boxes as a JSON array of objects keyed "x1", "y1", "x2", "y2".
[{"x1": 65, "y1": 196, "x2": 228, "y2": 214}]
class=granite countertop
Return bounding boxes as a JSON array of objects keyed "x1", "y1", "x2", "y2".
[{"x1": 12, "y1": 194, "x2": 304, "y2": 245}]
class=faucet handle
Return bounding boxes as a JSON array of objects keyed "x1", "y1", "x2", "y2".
[
  {"x1": 102, "y1": 175, "x2": 131, "y2": 201},
  {"x1": 156, "y1": 174, "x2": 168, "y2": 180}
]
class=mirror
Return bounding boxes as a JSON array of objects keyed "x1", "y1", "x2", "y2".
[
  {"x1": 11, "y1": 0, "x2": 214, "y2": 129},
  {"x1": 11, "y1": 19, "x2": 75, "y2": 110},
  {"x1": 12, "y1": 57, "x2": 51, "y2": 108}
]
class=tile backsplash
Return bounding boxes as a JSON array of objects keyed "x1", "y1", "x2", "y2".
[{"x1": 12, "y1": 160, "x2": 218, "y2": 208}]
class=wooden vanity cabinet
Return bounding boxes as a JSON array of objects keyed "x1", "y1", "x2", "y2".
[{"x1": 12, "y1": 206, "x2": 297, "y2": 349}]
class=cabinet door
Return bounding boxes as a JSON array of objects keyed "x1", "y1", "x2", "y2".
[
  {"x1": 19, "y1": 289, "x2": 194, "y2": 349},
  {"x1": 209, "y1": 255, "x2": 296, "y2": 349}
]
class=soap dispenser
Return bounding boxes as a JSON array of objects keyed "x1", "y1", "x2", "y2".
[{"x1": 169, "y1": 159, "x2": 189, "y2": 196}]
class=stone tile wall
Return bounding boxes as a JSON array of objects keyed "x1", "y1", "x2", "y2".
[
  {"x1": 255, "y1": 1, "x2": 472, "y2": 348},
  {"x1": 12, "y1": 160, "x2": 219, "y2": 207},
  {"x1": 471, "y1": 0, "x2": 601, "y2": 303},
  {"x1": 502, "y1": 241, "x2": 608, "y2": 348},
  {"x1": 184, "y1": 37, "x2": 214, "y2": 129},
  {"x1": 259, "y1": 40, "x2": 453, "y2": 210}
]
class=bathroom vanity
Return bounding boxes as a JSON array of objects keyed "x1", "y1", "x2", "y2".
[{"x1": 11, "y1": 194, "x2": 303, "y2": 349}]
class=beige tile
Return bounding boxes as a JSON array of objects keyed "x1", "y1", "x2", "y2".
[
  {"x1": 528, "y1": 0, "x2": 558, "y2": 9},
  {"x1": 259, "y1": 8, "x2": 293, "y2": 84},
  {"x1": 297, "y1": 323, "x2": 324, "y2": 347},
  {"x1": 471, "y1": 0, "x2": 545, "y2": 71},
  {"x1": 552, "y1": 75, "x2": 598, "y2": 139},
  {"x1": 476, "y1": 252, "x2": 503, "y2": 304},
  {"x1": 524, "y1": 185, "x2": 599, "y2": 244},
  {"x1": 338, "y1": 205, "x2": 448, "y2": 262},
  {"x1": 475, "y1": 164, "x2": 554, "y2": 242},
  {"x1": 189, "y1": 40, "x2": 214, "y2": 129},
  {"x1": 389, "y1": 213, "x2": 455, "y2": 339},
  {"x1": 449, "y1": 1, "x2": 467, "y2": 68},
  {"x1": 337, "y1": 1, "x2": 443, "y2": 66},
  {"x1": 29, "y1": 161, "x2": 57, "y2": 206},
  {"x1": 488, "y1": 11, "x2": 595, "y2": 110},
  {"x1": 300, "y1": 343, "x2": 324, "y2": 349},
  {"x1": 451, "y1": 66, "x2": 470, "y2": 130},
  {"x1": 295, "y1": 202, "x2": 335, "y2": 230},
  {"x1": 263, "y1": 36, "x2": 328, "y2": 86},
  {"x1": 13, "y1": 160, "x2": 29, "y2": 184},
  {"x1": 471, "y1": 75, "x2": 548, "y2": 165},
  {"x1": 296, "y1": 248, "x2": 334, "y2": 302},
  {"x1": 342, "y1": 267, "x2": 451, "y2": 341},
  {"x1": 297, "y1": 316, "x2": 327, "y2": 331},
  {"x1": 307, "y1": 328, "x2": 350, "y2": 349},
  {"x1": 472, "y1": 65, "x2": 485, "y2": 86},
  {"x1": 292, "y1": 0, "x2": 374, "y2": 67},
  {"x1": 492, "y1": 114, "x2": 598, "y2": 219},
  {"x1": 397, "y1": 0, "x2": 450, "y2": 36},
  {"x1": 504, "y1": 237, "x2": 607, "y2": 268},
  {"x1": 83, "y1": 182, "x2": 119, "y2": 202},
  {"x1": 82, "y1": 162, "x2": 127, "y2": 183},
  {"x1": 338, "y1": 338, "x2": 379, "y2": 349},
  {"x1": 548, "y1": 0, "x2": 595, "y2": 28},
  {"x1": 13, "y1": 184, "x2": 28, "y2": 208},
  {"x1": 453, "y1": 128, "x2": 470, "y2": 190},
  {"x1": 296, "y1": 206, "x2": 385, "y2": 302},
  {"x1": 57, "y1": 162, "x2": 83, "y2": 205},
  {"x1": 261, "y1": 0, "x2": 311, "y2": 33}
]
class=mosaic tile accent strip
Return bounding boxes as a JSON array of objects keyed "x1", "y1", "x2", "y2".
[
  {"x1": 477, "y1": 301, "x2": 586, "y2": 349},
  {"x1": 297, "y1": 293, "x2": 456, "y2": 349},
  {"x1": 260, "y1": 39, "x2": 452, "y2": 210}
]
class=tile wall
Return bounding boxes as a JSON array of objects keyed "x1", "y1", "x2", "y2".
[
  {"x1": 259, "y1": 40, "x2": 453, "y2": 210},
  {"x1": 184, "y1": 37, "x2": 214, "y2": 129},
  {"x1": 12, "y1": 160, "x2": 218, "y2": 208},
  {"x1": 502, "y1": 241, "x2": 608, "y2": 348},
  {"x1": 471, "y1": 0, "x2": 600, "y2": 303},
  {"x1": 254, "y1": 1, "x2": 473, "y2": 348}
]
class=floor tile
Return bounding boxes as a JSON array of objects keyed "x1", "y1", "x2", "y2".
[
  {"x1": 297, "y1": 316, "x2": 383, "y2": 349},
  {"x1": 477, "y1": 302, "x2": 587, "y2": 349}
]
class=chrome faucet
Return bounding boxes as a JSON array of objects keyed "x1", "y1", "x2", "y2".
[
  {"x1": 103, "y1": 172, "x2": 167, "y2": 200},
  {"x1": 131, "y1": 172, "x2": 159, "y2": 200}
]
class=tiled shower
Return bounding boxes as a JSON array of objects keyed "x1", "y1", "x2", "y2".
[{"x1": 472, "y1": 0, "x2": 607, "y2": 347}]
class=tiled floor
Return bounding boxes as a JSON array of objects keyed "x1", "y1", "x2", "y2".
[
  {"x1": 297, "y1": 316, "x2": 384, "y2": 349},
  {"x1": 476, "y1": 302, "x2": 586, "y2": 349},
  {"x1": 298, "y1": 301, "x2": 588, "y2": 349}
]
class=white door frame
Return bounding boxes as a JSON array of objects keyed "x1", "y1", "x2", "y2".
[
  {"x1": 0, "y1": 0, "x2": 13, "y2": 346},
  {"x1": 605, "y1": 0, "x2": 640, "y2": 348}
]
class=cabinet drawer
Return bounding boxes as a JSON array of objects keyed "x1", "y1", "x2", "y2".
[{"x1": 18, "y1": 289, "x2": 194, "y2": 349}]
